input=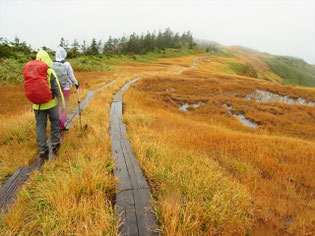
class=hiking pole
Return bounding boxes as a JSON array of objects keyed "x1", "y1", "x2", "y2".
[{"x1": 76, "y1": 87, "x2": 83, "y2": 130}]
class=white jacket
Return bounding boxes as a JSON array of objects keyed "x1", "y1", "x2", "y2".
[{"x1": 55, "y1": 46, "x2": 78, "y2": 90}]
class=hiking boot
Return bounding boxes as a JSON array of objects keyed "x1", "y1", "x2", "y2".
[
  {"x1": 52, "y1": 142, "x2": 60, "y2": 154},
  {"x1": 39, "y1": 149, "x2": 49, "y2": 161}
]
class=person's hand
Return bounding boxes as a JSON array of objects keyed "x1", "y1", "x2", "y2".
[{"x1": 75, "y1": 82, "x2": 79, "y2": 89}]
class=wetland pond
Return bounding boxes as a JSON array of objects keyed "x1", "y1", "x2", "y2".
[
  {"x1": 223, "y1": 104, "x2": 258, "y2": 128},
  {"x1": 245, "y1": 90, "x2": 315, "y2": 106}
]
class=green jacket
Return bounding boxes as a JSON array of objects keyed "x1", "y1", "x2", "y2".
[{"x1": 33, "y1": 50, "x2": 65, "y2": 110}]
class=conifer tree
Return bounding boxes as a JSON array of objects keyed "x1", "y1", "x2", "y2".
[
  {"x1": 103, "y1": 36, "x2": 113, "y2": 54},
  {"x1": 64, "y1": 40, "x2": 69, "y2": 51},
  {"x1": 113, "y1": 38, "x2": 119, "y2": 53},
  {"x1": 81, "y1": 40, "x2": 87, "y2": 54},
  {"x1": 67, "y1": 39, "x2": 80, "y2": 58},
  {"x1": 156, "y1": 31, "x2": 164, "y2": 50},
  {"x1": 87, "y1": 38, "x2": 98, "y2": 55},
  {"x1": 12, "y1": 36, "x2": 20, "y2": 47},
  {"x1": 97, "y1": 39, "x2": 102, "y2": 53},
  {"x1": 71, "y1": 39, "x2": 80, "y2": 53},
  {"x1": 59, "y1": 37, "x2": 66, "y2": 48}
]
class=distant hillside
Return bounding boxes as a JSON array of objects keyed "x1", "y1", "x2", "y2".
[
  {"x1": 260, "y1": 56, "x2": 315, "y2": 87},
  {"x1": 220, "y1": 46, "x2": 315, "y2": 87}
]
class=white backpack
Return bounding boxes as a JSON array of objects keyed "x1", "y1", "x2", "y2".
[{"x1": 52, "y1": 60, "x2": 70, "y2": 89}]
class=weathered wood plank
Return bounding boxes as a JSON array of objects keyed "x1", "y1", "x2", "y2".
[
  {"x1": 134, "y1": 189, "x2": 159, "y2": 236},
  {"x1": 119, "y1": 143, "x2": 139, "y2": 190},
  {"x1": 116, "y1": 190, "x2": 138, "y2": 236},
  {"x1": 0, "y1": 166, "x2": 32, "y2": 213},
  {"x1": 118, "y1": 118, "x2": 127, "y2": 136},
  {"x1": 113, "y1": 152, "x2": 133, "y2": 191},
  {"x1": 121, "y1": 138, "x2": 149, "y2": 190}
]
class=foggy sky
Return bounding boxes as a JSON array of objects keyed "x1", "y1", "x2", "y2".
[{"x1": 1, "y1": 0, "x2": 314, "y2": 64}]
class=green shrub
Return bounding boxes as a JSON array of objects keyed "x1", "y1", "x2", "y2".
[
  {"x1": 0, "y1": 59, "x2": 24, "y2": 84},
  {"x1": 276, "y1": 56, "x2": 307, "y2": 67},
  {"x1": 261, "y1": 57, "x2": 315, "y2": 87},
  {"x1": 69, "y1": 56, "x2": 114, "y2": 72},
  {"x1": 228, "y1": 62, "x2": 258, "y2": 78}
]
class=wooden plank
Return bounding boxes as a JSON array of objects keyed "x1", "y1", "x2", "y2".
[
  {"x1": 113, "y1": 92, "x2": 122, "y2": 102},
  {"x1": 113, "y1": 152, "x2": 133, "y2": 191},
  {"x1": 121, "y1": 138, "x2": 149, "y2": 190},
  {"x1": 124, "y1": 138, "x2": 149, "y2": 189},
  {"x1": 28, "y1": 157, "x2": 44, "y2": 172},
  {"x1": 134, "y1": 189, "x2": 159, "y2": 236},
  {"x1": 80, "y1": 91, "x2": 96, "y2": 109},
  {"x1": 121, "y1": 138, "x2": 140, "y2": 166},
  {"x1": 118, "y1": 118, "x2": 127, "y2": 136},
  {"x1": 119, "y1": 139, "x2": 140, "y2": 190},
  {"x1": 0, "y1": 166, "x2": 32, "y2": 213},
  {"x1": 112, "y1": 102, "x2": 123, "y2": 117},
  {"x1": 116, "y1": 190, "x2": 138, "y2": 236},
  {"x1": 131, "y1": 165, "x2": 149, "y2": 190},
  {"x1": 110, "y1": 124, "x2": 122, "y2": 140}
]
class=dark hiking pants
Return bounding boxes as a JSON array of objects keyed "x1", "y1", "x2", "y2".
[{"x1": 34, "y1": 105, "x2": 60, "y2": 153}]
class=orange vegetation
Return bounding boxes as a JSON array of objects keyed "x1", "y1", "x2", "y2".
[
  {"x1": 0, "y1": 69, "x2": 157, "y2": 234},
  {"x1": 0, "y1": 71, "x2": 115, "y2": 184},
  {"x1": 0, "y1": 63, "x2": 171, "y2": 234},
  {"x1": 123, "y1": 57, "x2": 315, "y2": 235},
  {"x1": 1, "y1": 54, "x2": 314, "y2": 235}
]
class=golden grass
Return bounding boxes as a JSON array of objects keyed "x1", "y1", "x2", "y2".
[
  {"x1": 0, "y1": 64, "x2": 170, "y2": 234},
  {"x1": 0, "y1": 72, "x2": 119, "y2": 184},
  {"x1": 0, "y1": 83, "x2": 117, "y2": 234},
  {"x1": 1, "y1": 54, "x2": 314, "y2": 235},
  {"x1": 137, "y1": 73, "x2": 315, "y2": 140},
  {"x1": 125, "y1": 119, "x2": 254, "y2": 234},
  {"x1": 123, "y1": 63, "x2": 315, "y2": 235},
  {"x1": 0, "y1": 113, "x2": 37, "y2": 183}
]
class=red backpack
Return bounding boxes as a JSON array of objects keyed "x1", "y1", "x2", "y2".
[{"x1": 23, "y1": 60, "x2": 53, "y2": 104}]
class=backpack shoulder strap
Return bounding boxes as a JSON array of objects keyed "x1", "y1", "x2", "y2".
[{"x1": 53, "y1": 60, "x2": 66, "y2": 64}]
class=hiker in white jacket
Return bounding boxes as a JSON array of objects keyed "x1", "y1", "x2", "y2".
[{"x1": 52, "y1": 46, "x2": 79, "y2": 130}]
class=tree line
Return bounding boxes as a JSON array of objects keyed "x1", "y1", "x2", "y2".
[
  {"x1": 0, "y1": 36, "x2": 33, "y2": 60},
  {"x1": 0, "y1": 28, "x2": 198, "y2": 59},
  {"x1": 60, "y1": 28, "x2": 196, "y2": 57}
]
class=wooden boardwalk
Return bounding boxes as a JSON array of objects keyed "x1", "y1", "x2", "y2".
[
  {"x1": 0, "y1": 80, "x2": 116, "y2": 214},
  {"x1": 110, "y1": 79, "x2": 159, "y2": 236},
  {"x1": 191, "y1": 58, "x2": 199, "y2": 69}
]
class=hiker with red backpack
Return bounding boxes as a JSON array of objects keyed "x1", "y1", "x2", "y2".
[
  {"x1": 23, "y1": 50, "x2": 65, "y2": 160},
  {"x1": 52, "y1": 46, "x2": 79, "y2": 131}
]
